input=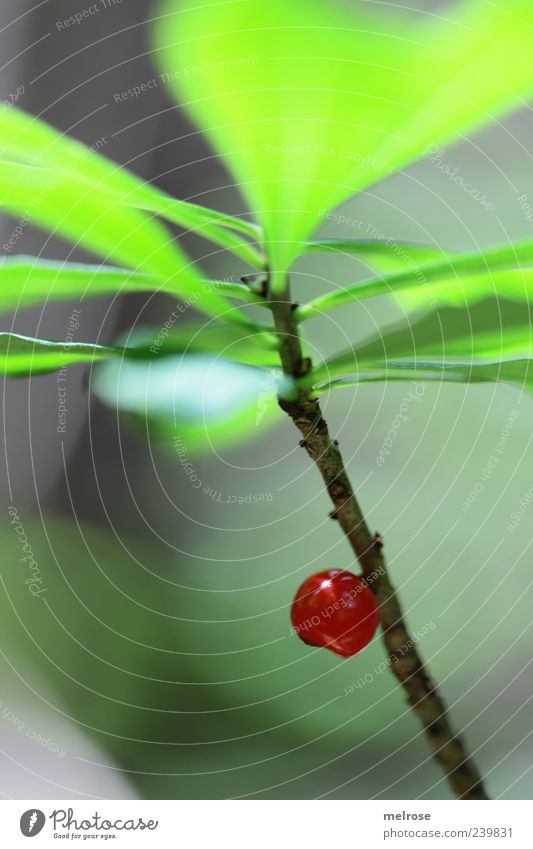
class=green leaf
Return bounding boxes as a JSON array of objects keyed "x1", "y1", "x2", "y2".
[
  {"x1": 0, "y1": 121, "x2": 253, "y2": 323},
  {"x1": 92, "y1": 354, "x2": 289, "y2": 454},
  {"x1": 154, "y1": 0, "x2": 533, "y2": 290},
  {"x1": 0, "y1": 150, "x2": 183, "y2": 282},
  {"x1": 0, "y1": 317, "x2": 280, "y2": 377},
  {"x1": 304, "y1": 298, "x2": 533, "y2": 394},
  {"x1": 125, "y1": 324, "x2": 280, "y2": 368},
  {"x1": 0, "y1": 109, "x2": 260, "y2": 323},
  {"x1": 0, "y1": 332, "x2": 118, "y2": 376},
  {"x1": 302, "y1": 239, "x2": 442, "y2": 268},
  {"x1": 0, "y1": 255, "x2": 264, "y2": 330},
  {"x1": 0, "y1": 107, "x2": 264, "y2": 267},
  {"x1": 210, "y1": 279, "x2": 268, "y2": 307},
  {"x1": 0, "y1": 256, "x2": 159, "y2": 312},
  {"x1": 296, "y1": 238, "x2": 533, "y2": 320},
  {"x1": 399, "y1": 270, "x2": 533, "y2": 312},
  {"x1": 313, "y1": 359, "x2": 533, "y2": 396},
  {"x1": 360, "y1": 299, "x2": 533, "y2": 362},
  {"x1": 0, "y1": 161, "x2": 264, "y2": 269}
]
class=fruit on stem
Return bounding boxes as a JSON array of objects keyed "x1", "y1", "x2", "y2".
[{"x1": 291, "y1": 569, "x2": 380, "y2": 658}]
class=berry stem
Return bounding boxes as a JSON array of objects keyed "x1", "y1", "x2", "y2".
[{"x1": 268, "y1": 278, "x2": 489, "y2": 801}]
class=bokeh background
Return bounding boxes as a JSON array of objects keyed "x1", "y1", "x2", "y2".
[{"x1": 1, "y1": 0, "x2": 532, "y2": 799}]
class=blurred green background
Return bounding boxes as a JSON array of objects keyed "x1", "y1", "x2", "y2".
[{"x1": 1, "y1": 0, "x2": 532, "y2": 799}]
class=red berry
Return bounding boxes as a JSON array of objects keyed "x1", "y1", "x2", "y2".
[{"x1": 291, "y1": 569, "x2": 380, "y2": 658}]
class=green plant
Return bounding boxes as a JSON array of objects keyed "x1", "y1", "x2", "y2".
[
  {"x1": 3, "y1": 0, "x2": 533, "y2": 799},
  {"x1": 291, "y1": 569, "x2": 380, "y2": 658}
]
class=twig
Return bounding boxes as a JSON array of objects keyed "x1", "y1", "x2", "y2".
[{"x1": 268, "y1": 284, "x2": 488, "y2": 801}]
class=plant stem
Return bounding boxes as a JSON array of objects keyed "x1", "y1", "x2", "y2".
[{"x1": 268, "y1": 284, "x2": 489, "y2": 801}]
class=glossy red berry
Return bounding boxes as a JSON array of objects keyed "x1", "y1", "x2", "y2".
[{"x1": 291, "y1": 569, "x2": 379, "y2": 658}]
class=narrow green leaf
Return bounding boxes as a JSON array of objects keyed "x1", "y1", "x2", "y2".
[
  {"x1": 356, "y1": 299, "x2": 533, "y2": 363},
  {"x1": 0, "y1": 317, "x2": 280, "y2": 377},
  {"x1": 312, "y1": 360, "x2": 533, "y2": 396},
  {"x1": 92, "y1": 355, "x2": 288, "y2": 454},
  {"x1": 0, "y1": 332, "x2": 118, "y2": 376},
  {"x1": 0, "y1": 256, "x2": 159, "y2": 312},
  {"x1": 399, "y1": 270, "x2": 533, "y2": 312},
  {"x1": 304, "y1": 299, "x2": 533, "y2": 394},
  {"x1": 123, "y1": 324, "x2": 280, "y2": 368},
  {"x1": 91, "y1": 182, "x2": 265, "y2": 268},
  {"x1": 210, "y1": 280, "x2": 269, "y2": 307},
  {"x1": 61, "y1": 170, "x2": 264, "y2": 269},
  {"x1": 155, "y1": 0, "x2": 533, "y2": 289},
  {"x1": 0, "y1": 145, "x2": 184, "y2": 281},
  {"x1": 0, "y1": 160, "x2": 258, "y2": 324},
  {"x1": 0, "y1": 256, "x2": 269, "y2": 332},
  {"x1": 302, "y1": 239, "x2": 442, "y2": 267},
  {"x1": 296, "y1": 239, "x2": 533, "y2": 320}
]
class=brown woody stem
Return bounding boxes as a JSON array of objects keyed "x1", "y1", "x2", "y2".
[{"x1": 268, "y1": 283, "x2": 488, "y2": 801}]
